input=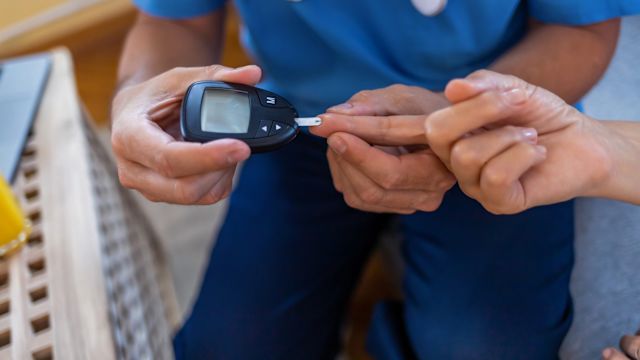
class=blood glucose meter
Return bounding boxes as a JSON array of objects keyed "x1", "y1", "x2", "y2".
[{"x1": 181, "y1": 81, "x2": 321, "y2": 153}]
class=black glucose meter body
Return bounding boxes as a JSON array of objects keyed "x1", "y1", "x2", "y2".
[{"x1": 181, "y1": 81, "x2": 320, "y2": 153}]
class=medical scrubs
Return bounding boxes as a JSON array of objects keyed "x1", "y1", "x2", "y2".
[{"x1": 133, "y1": 0, "x2": 640, "y2": 358}]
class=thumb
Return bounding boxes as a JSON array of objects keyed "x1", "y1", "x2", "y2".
[
  {"x1": 162, "y1": 64, "x2": 263, "y2": 93},
  {"x1": 213, "y1": 64, "x2": 262, "y2": 85},
  {"x1": 444, "y1": 70, "x2": 528, "y2": 104}
]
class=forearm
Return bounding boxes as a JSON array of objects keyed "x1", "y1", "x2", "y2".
[
  {"x1": 117, "y1": 9, "x2": 226, "y2": 90},
  {"x1": 490, "y1": 19, "x2": 620, "y2": 104},
  {"x1": 591, "y1": 121, "x2": 640, "y2": 204}
]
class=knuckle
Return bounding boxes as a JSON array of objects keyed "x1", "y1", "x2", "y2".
[
  {"x1": 215, "y1": 181, "x2": 233, "y2": 201},
  {"x1": 174, "y1": 182, "x2": 201, "y2": 204},
  {"x1": 505, "y1": 73, "x2": 530, "y2": 92},
  {"x1": 376, "y1": 116, "x2": 393, "y2": 139},
  {"x1": 142, "y1": 192, "x2": 161, "y2": 203},
  {"x1": 203, "y1": 187, "x2": 226, "y2": 204},
  {"x1": 343, "y1": 193, "x2": 361, "y2": 209},
  {"x1": 484, "y1": 203, "x2": 517, "y2": 216},
  {"x1": 424, "y1": 112, "x2": 446, "y2": 145},
  {"x1": 418, "y1": 197, "x2": 442, "y2": 212},
  {"x1": 117, "y1": 170, "x2": 134, "y2": 189},
  {"x1": 110, "y1": 132, "x2": 126, "y2": 156},
  {"x1": 358, "y1": 187, "x2": 384, "y2": 205},
  {"x1": 484, "y1": 204, "x2": 506, "y2": 215},
  {"x1": 155, "y1": 153, "x2": 176, "y2": 178},
  {"x1": 219, "y1": 188, "x2": 232, "y2": 201},
  {"x1": 380, "y1": 172, "x2": 401, "y2": 189},
  {"x1": 353, "y1": 89, "x2": 373, "y2": 101},
  {"x1": 332, "y1": 179, "x2": 343, "y2": 193},
  {"x1": 479, "y1": 91, "x2": 505, "y2": 111},
  {"x1": 387, "y1": 84, "x2": 407, "y2": 92},
  {"x1": 483, "y1": 167, "x2": 510, "y2": 188},
  {"x1": 468, "y1": 69, "x2": 492, "y2": 81},
  {"x1": 437, "y1": 174, "x2": 457, "y2": 191},
  {"x1": 165, "y1": 66, "x2": 186, "y2": 77},
  {"x1": 198, "y1": 191, "x2": 219, "y2": 205},
  {"x1": 451, "y1": 142, "x2": 481, "y2": 167}
]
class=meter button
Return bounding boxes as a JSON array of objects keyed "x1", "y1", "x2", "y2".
[
  {"x1": 259, "y1": 93, "x2": 287, "y2": 108},
  {"x1": 269, "y1": 122, "x2": 289, "y2": 136},
  {"x1": 256, "y1": 120, "x2": 272, "y2": 137}
]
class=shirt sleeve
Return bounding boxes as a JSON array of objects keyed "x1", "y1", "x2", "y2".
[
  {"x1": 133, "y1": 0, "x2": 226, "y2": 19},
  {"x1": 528, "y1": 0, "x2": 640, "y2": 25}
]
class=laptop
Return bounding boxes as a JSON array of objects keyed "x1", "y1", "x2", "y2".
[{"x1": 0, "y1": 53, "x2": 51, "y2": 183}]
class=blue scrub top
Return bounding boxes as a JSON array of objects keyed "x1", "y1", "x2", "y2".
[{"x1": 134, "y1": 0, "x2": 639, "y2": 116}]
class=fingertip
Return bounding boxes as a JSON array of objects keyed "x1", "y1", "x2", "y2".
[
  {"x1": 309, "y1": 114, "x2": 328, "y2": 136},
  {"x1": 311, "y1": 113, "x2": 344, "y2": 137},
  {"x1": 236, "y1": 64, "x2": 261, "y2": 72},
  {"x1": 443, "y1": 78, "x2": 464, "y2": 98},
  {"x1": 236, "y1": 64, "x2": 262, "y2": 77},
  {"x1": 220, "y1": 64, "x2": 263, "y2": 85},
  {"x1": 207, "y1": 138, "x2": 251, "y2": 162},
  {"x1": 445, "y1": 78, "x2": 484, "y2": 103},
  {"x1": 230, "y1": 140, "x2": 252, "y2": 161},
  {"x1": 602, "y1": 347, "x2": 613, "y2": 358},
  {"x1": 227, "y1": 64, "x2": 260, "y2": 73}
]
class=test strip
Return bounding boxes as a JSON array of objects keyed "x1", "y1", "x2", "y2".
[{"x1": 294, "y1": 117, "x2": 322, "y2": 127}]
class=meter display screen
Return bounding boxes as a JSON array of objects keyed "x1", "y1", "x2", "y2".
[{"x1": 201, "y1": 89, "x2": 250, "y2": 133}]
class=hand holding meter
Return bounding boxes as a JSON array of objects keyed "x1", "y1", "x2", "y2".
[{"x1": 181, "y1": 81, "x2": 321, "y2": 152}]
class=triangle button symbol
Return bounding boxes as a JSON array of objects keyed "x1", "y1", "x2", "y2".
[
  {"x1": 275, "y1": 124, "x2": 282, "y2": 131},
  {"x1": 261, "y1": 126, "x2": 268, "y2": 133}
]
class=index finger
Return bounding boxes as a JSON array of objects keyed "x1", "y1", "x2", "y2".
[
  {"x1": 312, "y1": 113, "x2": 428, "y2": 146},
  {"x1": 113, "y1": 120, "x2": 251, "y2": 178},
  {"x1": 328, "y1": 132, "x2": 453, "y2": 191}
]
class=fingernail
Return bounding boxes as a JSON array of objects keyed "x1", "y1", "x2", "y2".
[
  {"x1": 522, "y1": 128, "x2": 537, "y2": 143},
  {"x1": 602, "y1": 348, "x2": 612, "y2": 358},
  {"x1": 535, "y1": 145, "x2": 547, "y2": 156},
  {"x1": 327, "y1": 103, "x2": 353, "y2": 113},
  {"x1": 504, "y1": 88, "x2": 527, "y2": 105},
  {"x1": 328, "y1": 136, "x2": 347, "y2": 154}
]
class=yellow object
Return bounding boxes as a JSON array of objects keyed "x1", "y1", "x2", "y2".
[{"x1": 0, "y1": 174, "x2": 29, "y2": 256}]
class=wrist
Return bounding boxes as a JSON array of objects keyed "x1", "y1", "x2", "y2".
[{"x1": 583, "y1": 119, "x2": 640, "y2": 203}]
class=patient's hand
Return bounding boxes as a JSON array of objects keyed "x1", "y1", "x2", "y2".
[
  {"x1": 312, "y1": 85, "x2": 454, "y2": 214},
  {"x1": 424, "y1": 70, "x2": 615, "y2": 214}
]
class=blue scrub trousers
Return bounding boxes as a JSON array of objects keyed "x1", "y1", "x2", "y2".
[{"x1": 173, "y1": 133, "x2": 574, "y2": 359}]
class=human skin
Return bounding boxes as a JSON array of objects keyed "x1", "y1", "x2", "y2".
[
  {"x1": 112, "y1": 10, "x2": 620, "y2": 207},
  {"x1": 313, "y1": 70, "x2": 640, "y2": 214},
  {"x1": 312, "y1": 19, "x2": 621, "y2": 214},
  {"x1": 603, "y1": 331, "x2": 640, "y2": 360},
  {"x1": 111, "y1": 9, "x2": 262, "y2": 204}
]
